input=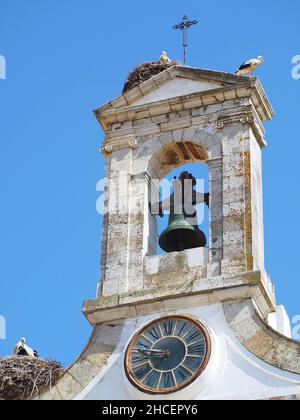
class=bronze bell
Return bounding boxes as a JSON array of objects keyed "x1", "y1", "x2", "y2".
[
  {"x1": 157, "y1": 172, "x2": 209, "y2": 253},
  {"x1": 159, "y1": 212, "x2": 207, "y2": 253}
]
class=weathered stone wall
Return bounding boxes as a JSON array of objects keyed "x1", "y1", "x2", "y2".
[{"x1": 98, "y1": 99, "x2": 267, "y2": 302}]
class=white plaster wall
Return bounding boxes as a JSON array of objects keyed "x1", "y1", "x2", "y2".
[
  {"x1": 74, "y1": 303, "x2": 300, "y2": 401},
  {"x1": 134, "y1": 79, "x2": 222, "y2": 106},
  {"x1": 268, "y1": 305, "x2": 292, "y2": 339}
]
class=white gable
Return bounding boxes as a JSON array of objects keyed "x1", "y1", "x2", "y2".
[{"x1": 134, "y1": 78, "x2": 223, "y2": 106}]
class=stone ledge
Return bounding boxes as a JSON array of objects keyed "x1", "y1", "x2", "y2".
[
  {"x1": 100, "y1": 103, "x2": 266, "y2": 156},
  {"x1": 97, "y1": 83, "x2": 270, "y2": 132},
  {"x1": 83, "y1": 270, "x2": 276, "y2": 326}
]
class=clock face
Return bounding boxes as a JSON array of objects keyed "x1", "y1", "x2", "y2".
[{"x1": 124, "y1": 315, "x2": 211, "y2": 395}]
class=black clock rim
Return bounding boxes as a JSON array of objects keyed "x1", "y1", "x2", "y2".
[{"x1": 124, "y1": 314, "x2": 212, "y2": 396}]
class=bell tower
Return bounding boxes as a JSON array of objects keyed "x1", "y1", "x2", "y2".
[
  {"x1": 89, "y1": 64, "x2": 274, "y2": 308},
  {"x1": 39, "y1": 64, "x2": 300, "y2": 401}
]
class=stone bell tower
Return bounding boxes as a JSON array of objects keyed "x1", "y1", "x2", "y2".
[
  {"x1": 89, "y1": 64, "x2": 272, "y2": 308},
  {"x1": 39, "y1": 64, "x2": 300, "y2": 400}
]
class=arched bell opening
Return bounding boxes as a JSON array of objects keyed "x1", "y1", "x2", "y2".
[
  {"x1": 156, "y1": 163, "x2": 209, "y2": 255},
  {"x1": 147, "y1": 140, "x2": 210, "y2": 257}
]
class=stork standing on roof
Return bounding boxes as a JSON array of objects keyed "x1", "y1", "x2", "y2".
[
  {"x1": 12, "y1": 337, "x2": 38, "y2": 358},
  {"x1": 235, "y1": 56, "x2": 264, "y2": 76},
  {"x1": 160, "y1": 51, "x2": 172, "y2": 64}
]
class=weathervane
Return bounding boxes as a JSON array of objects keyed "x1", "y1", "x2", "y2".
[{"x1": 173, "y1": 15, "x2": 198, "y2": 65}]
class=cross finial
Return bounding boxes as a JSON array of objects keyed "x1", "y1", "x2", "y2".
[{"x1": 173, "y1": 15, "x2": 199, "y2": 65}]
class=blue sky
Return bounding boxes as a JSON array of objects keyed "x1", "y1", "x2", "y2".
[{"x1": 0, "y1": 0, "x2": 299, "y2": 366}]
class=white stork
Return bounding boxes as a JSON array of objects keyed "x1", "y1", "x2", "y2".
[
  {"x1": 12, "y1": 337, "x2": 38, "y2": 358},
  {"x1": 160, "y1": 51, "x2": 172, "y2": 64},
  {"x1": 235, "y1": 56, "x2": 264, "y2": 76}
]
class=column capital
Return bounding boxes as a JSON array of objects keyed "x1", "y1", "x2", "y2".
[
  {"x1": 216, "y1": 106, "x2": 267, "y2": 148},
  {"x1": 100, "y1": 135, "x2": 138, "y2": 156}
]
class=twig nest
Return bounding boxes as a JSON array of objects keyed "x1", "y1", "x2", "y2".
[
  {"x1": 123, "y1": 61, "x2": 175, "y2": 93},
  {"x1": 0, "y1": 356, "x2": 63, "y2": 400}
]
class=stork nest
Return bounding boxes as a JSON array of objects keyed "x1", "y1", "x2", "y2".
[
  {"x1": 0, "y1": 357, "x2": 64, "y2": 400},
  {"x1": 123, "y1": 61, "x2": 176, "y2": 93}
]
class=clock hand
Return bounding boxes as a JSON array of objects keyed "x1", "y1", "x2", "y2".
[{"x1": 133, "y1": 348, "x2": 168, "y2": 358}]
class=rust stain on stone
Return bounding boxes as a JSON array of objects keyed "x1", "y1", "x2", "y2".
[
  {"x1": 186, "y1": 142, "x2": 208, "y2": 161},
  {"x1": 161, "y1": 149, "x2": 181, "y2": 165},
  {"x1": 177, "y1": 142, "x2": 191, "y2": 161}
]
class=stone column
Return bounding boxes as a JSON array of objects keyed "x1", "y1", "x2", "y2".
[
  {"x1": 220, "y1": 123, "x2": 253, "y2": 276},
  {"x1": 99, "y1": 148, "x2": 132, "y2": 297},
  {"x1": 99, "y1": 146, "x2": 154, "y2": 297},
  {"x1": 207, "y1": 158, "x2": 223, "y2": 277},
  {"x1": 125, "y1": 173, "x2": 150, "y2": 294},
  {"x1": 249, "y1": 131, "x2": 265, "y2": 271}
]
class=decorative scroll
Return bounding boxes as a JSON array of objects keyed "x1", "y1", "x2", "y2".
[
  {"x1": 216, "y1": 114, "x2": 254, "y2": 129},
  {"x1": 100, "y1": 137, "x2": 138, "y2": 154}
]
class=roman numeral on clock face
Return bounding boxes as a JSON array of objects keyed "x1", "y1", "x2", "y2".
[
  {"x1": 134, "y1": 363, "x2": 152, "y2": 381},
  {"x1": 131, "y1": 354, "x2": 149, "y2": 365},
  {"x1": 144, "y1": 325, "x2": 161, "y2": 341},
  {"x1": 187, "y1": 343, "x2": 206, "y2": 356},
  {"x1": 174, "y1": 366, "x2": 191, "y2": 384},
  {"x1": 161, "y1": 372, "x2": 175, "y2": 389},
  {"x1": 185, "y1": 329, "x2": 204, "y2": 344},
  {"x1": 142, "y1": 370, "x2": 160, "y2": 389},
  {"x1": 183, "y1": 356, "x2": 203, "y2": 372},
  {"x1": 162, "y1": 320, "x2": 175, "y2": 336},
  {"x1": 136, "y1": 337, "x2": 151, "y2": 349}
]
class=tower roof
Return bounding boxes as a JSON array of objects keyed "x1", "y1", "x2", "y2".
[{"x1": 94, "y1": 65, "x2": 275, "y2": 132}]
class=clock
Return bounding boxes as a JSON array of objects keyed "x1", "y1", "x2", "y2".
[{"x1": 124, "y1": 315, "x2": 211, "y2": 395}]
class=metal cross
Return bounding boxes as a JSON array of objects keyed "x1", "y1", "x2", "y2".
[{"x1": 173, "y1": 15, "x2": 198, "y2": 65}]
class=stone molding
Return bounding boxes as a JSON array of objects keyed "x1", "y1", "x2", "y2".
[
  {"x1": 224, "y1": 299, "x2": 300, "y2": 375},
  {"x1": 99, "y1": 104, "x2": 266, "y2": 155},
  {"x1": 97, "y1": 84, "x2": 270, "y2": 132},
  {"x1": 83, "y1": 270, "x2": 276, "y2": 326},
  {"x1": 216, "y1": 114, "x2": 254, "y2": 129}
]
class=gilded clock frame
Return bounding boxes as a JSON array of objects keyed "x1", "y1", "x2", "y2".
[{"x1": 124, "y1": 315, "x2": 212, "y2": 395}]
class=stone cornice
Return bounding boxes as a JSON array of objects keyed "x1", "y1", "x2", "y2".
[
  {"x1": 83, "y1": 270, "x2": 276, "y2": 326},
  {"x1": 96, "y1": 84, "x2": 273, "y2": 133},
  {"x1": 251, "y1": 78, "x2": 275, "y2": 122},
  {"x1": 95, "y1": 82, "x2": 274, "y2": 133},
  {"x1": 99, "y1": 104, "x2": 266, "y2": 154}
]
